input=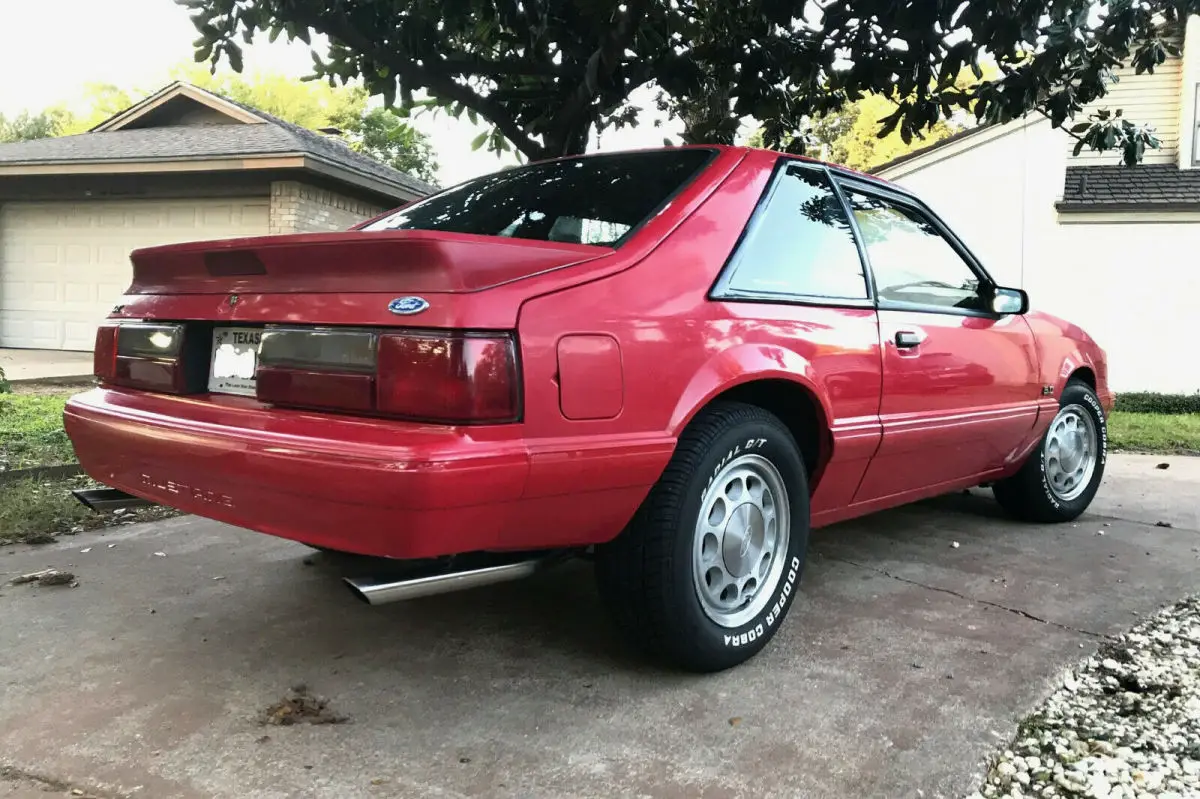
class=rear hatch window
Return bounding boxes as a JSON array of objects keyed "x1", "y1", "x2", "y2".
[{"x1": 363, "y1": 148, "x2": 717, "y2": 247}]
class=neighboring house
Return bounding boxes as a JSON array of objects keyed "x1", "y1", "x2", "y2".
[
  {"x1": 874, "y1": 16, "x2": 1200, "y2": 394},
  {"x1": 0, "y1": 82, "x2": 436, "y2": 351}
]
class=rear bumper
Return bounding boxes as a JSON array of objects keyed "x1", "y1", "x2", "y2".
[{"x1": 64, "y1": 388, "x2": 672, "y2": 559}]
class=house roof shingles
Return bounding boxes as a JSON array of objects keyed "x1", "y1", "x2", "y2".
[
  {"x1": 0, "y1": 87, "x2": 437, "y2": 199},
  {"x1": 1058, "y1": 164, "x2": 1200, "y2": 211},
  {"x1": 207, "y1": 93, "x2": 437, "y2": 196}
]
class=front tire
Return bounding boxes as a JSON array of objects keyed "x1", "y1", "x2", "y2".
[
  {"x1": 595, "y1": 402, "x2": 810, "y2": 672},
  {"x1": 993, "y1": 379, "x2": 1107, "y2": 522}
]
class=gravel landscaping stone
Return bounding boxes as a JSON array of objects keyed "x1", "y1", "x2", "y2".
[{"x1": 968, "y1": 595, "x2": 1200, "y2": 799}]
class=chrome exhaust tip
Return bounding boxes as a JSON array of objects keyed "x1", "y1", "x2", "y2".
[
  {"x1": 71, "y1": 487, "x2": 154, "y2": 512},
  {"x1": 344, "y1": 556, "x2": 556, "y2": 605}
]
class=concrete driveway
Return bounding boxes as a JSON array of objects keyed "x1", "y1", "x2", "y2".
[
  {"x1": 0, "y1": 349, "x2": 94, "y2": 383},
  {"x1": 1, "y1": 454, "x2": 1197, "y2": 799}
]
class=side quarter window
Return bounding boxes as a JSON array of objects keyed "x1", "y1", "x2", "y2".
[
  {"x1": 718, "y1": 164, "x2": 869, "y2": 301},
  {"x1": 844, "y1": 190, "x2": 987, "y2": 312}
]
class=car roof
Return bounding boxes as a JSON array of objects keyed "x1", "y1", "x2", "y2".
[{"x1": 536, "y1": 144, "x2": 901, "y2": 191}]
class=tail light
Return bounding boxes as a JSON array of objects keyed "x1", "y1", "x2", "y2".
[
  {"x1": 256, "y1": 327, "x2": 520, "y2": 424},
  {"x1": 93, "y1": 322, "x2": 201, "y2": 394},
  {"x1": 93, "y1": 324, "x2": 119, "y2": 381},
  {"x1": 376, "y1": 333, "x2": 519, "y2": 422}
]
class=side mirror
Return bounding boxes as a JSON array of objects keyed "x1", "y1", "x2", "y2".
[{"x1": 991, "y1": 286, "x2": 1029, "y2": 315}]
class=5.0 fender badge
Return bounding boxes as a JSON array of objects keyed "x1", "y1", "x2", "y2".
[{"x1": 388, "y1": 296, "x2": 430, "y2": 315}]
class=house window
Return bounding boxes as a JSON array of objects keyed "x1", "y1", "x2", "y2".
[{"x1": 1194, "y1": 83, "x2": 1200, "y2": 166}]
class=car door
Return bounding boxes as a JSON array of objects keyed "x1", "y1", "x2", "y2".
[
  {"x1": 708, "y1": 160, "x2": 884, "y2": 517},
  {"x1": 834, "y1": 179, "x2": 1042, "y2": 503}
]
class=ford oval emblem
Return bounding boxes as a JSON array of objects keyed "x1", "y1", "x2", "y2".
[{"x1": 388, "y1": 296, "x2": 430, "y2": 315}]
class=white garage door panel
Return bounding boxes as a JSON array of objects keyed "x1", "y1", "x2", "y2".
[{"x1": 0, "y1": 198, "x2": 269, "y2": 350}]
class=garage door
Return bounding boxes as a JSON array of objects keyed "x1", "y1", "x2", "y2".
[{"x1": 0, "y1": 198, "x2": 269, "y2": 350}]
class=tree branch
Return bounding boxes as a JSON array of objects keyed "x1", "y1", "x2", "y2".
[
  {"x1": 438, "y1": 55, "x2": 562, "y2": 78},
  {"x1": 1034, "y1": 104, "x2": 1085, "y2": 142},
  {"x1": 302, "y1": 8, "x2": 548, "y2": 159},
  {"x1": 547, "y1": 0, "x2": 654, "y2": 153}
]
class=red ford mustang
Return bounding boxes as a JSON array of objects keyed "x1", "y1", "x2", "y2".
[{"x1": 64, "y1": 146, "x2": 1113, "y2": 672}]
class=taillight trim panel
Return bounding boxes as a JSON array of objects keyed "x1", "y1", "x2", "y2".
[
  {"x1": 259, "y1": 326, "x2": 380, "y2": 374},
  {"x1": 91, "y1": 320, "x2": 524, "y2": 425},
  {"x1": 254, "y1": 323, "x2": 524, "y2": 425}
]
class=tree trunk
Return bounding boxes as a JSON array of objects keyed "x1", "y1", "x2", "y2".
[{"x1": 540, "y1": 118, "x2": 592, "y2": 158}]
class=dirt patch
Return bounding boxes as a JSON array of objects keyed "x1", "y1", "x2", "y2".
[
  {"x1": 0, "y1": 476, "x2": 180, "y2": 547},
  {"x1": 10, "y1": 568, "x2": 77, "y2": 587},
  {"x1": 260, "y1": 684, "x2": 348, "y2": 726}
]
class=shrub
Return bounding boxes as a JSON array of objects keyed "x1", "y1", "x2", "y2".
[
  {"x1": 1114, "y1": 392, "x2": 1200, "y2": 415},
  {"x1": 0, "y1": 364, "x2": 9, "y2": 394}
]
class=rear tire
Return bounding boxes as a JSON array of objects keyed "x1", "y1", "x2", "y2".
[
  {"x1": 595, "y1": 402, "x2": 809, "y2": 672},
  {"x1": 993, "y1": 379, "x2": 1107, "y2": 523}
]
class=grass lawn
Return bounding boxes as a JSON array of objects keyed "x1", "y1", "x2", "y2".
[
  {"x1": 1107, "y1": 411, "x2": 1200, "y2": 455},
  {"x1": 0, "y1": 391, "x2": 76, "y2": 470},
  {"x1": 1, "y1": 387, "x2": 174, "y2": 545}
]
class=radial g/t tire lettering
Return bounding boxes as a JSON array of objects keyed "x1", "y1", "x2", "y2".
[{"x1": 594, "y1": 401, "x2": 810, "y2": 672}]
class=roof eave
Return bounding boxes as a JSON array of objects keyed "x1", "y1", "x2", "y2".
[
  {"x1": 0, "y1": 154, "x2": 307, "y2": 175},
  {"x1": 0, "y1": 152, "x2": 428, "y2": 203},
  {"x1": 90, "y1": 82, "x2": 266, "y2": 132},
  {"x1": 1055, "y1": 200, "x2": 1200, "y2": 213},
  {"x1": 300, "y1": 154, "x2": 430, "y2": 203}
]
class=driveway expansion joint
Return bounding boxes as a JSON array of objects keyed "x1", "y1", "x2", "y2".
[{"x1": 821, "y1": 555, "x2": 1112, "y2": 640}]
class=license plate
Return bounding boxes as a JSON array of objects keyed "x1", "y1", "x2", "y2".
[{"x1": 208, "y1": 327, "x2": 262, "y2": 396}]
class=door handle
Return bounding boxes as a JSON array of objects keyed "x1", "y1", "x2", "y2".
[{"x1": 894, "y1": 330, "x2": 925, "y2": 349}]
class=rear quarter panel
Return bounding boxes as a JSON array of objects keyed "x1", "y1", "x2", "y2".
[{"x1": 515, "y1": 149, "x2": 883, "y2": 522}]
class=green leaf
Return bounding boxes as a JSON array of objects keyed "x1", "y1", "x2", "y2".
[
  {"x1": 226, "y1": 43, "x2": 244, "y2": 73},
  {"x1": 470, "y1": 131, "x2": 489, "y2": 150},
  {"x1": 467, "y1": 108, "x2": 478, "y2": 125},
  {"x1": 1070, "y1": 122, "x2": 1091, "y2": 133},
  {"x1": 1072, "y1": 139, "x2": 1085, "y2": 157}
]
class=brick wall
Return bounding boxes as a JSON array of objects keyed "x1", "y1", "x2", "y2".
[{"x1": 269, "y1": 181, "x2": 384, "y2": 234}]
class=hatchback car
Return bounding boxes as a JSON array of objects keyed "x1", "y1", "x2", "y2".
[{"x1": 65, "y1": 146, "x2": 1112, "y2": 672}]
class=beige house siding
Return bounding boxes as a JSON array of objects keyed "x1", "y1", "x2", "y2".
[
  {"x1": 269, "y1": 180, "x2": 384, "y2": 234},
  {"x1": 1070, "y1": 42, "x2": 1184, "y2": 166}
]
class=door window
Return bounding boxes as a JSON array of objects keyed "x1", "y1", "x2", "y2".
[
  {"x1": 845, "y1": 191, "x2": 986, "y2": 312},
  {"x1": 720, "y1": 164, "x2": 869, "y2": 300}
]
